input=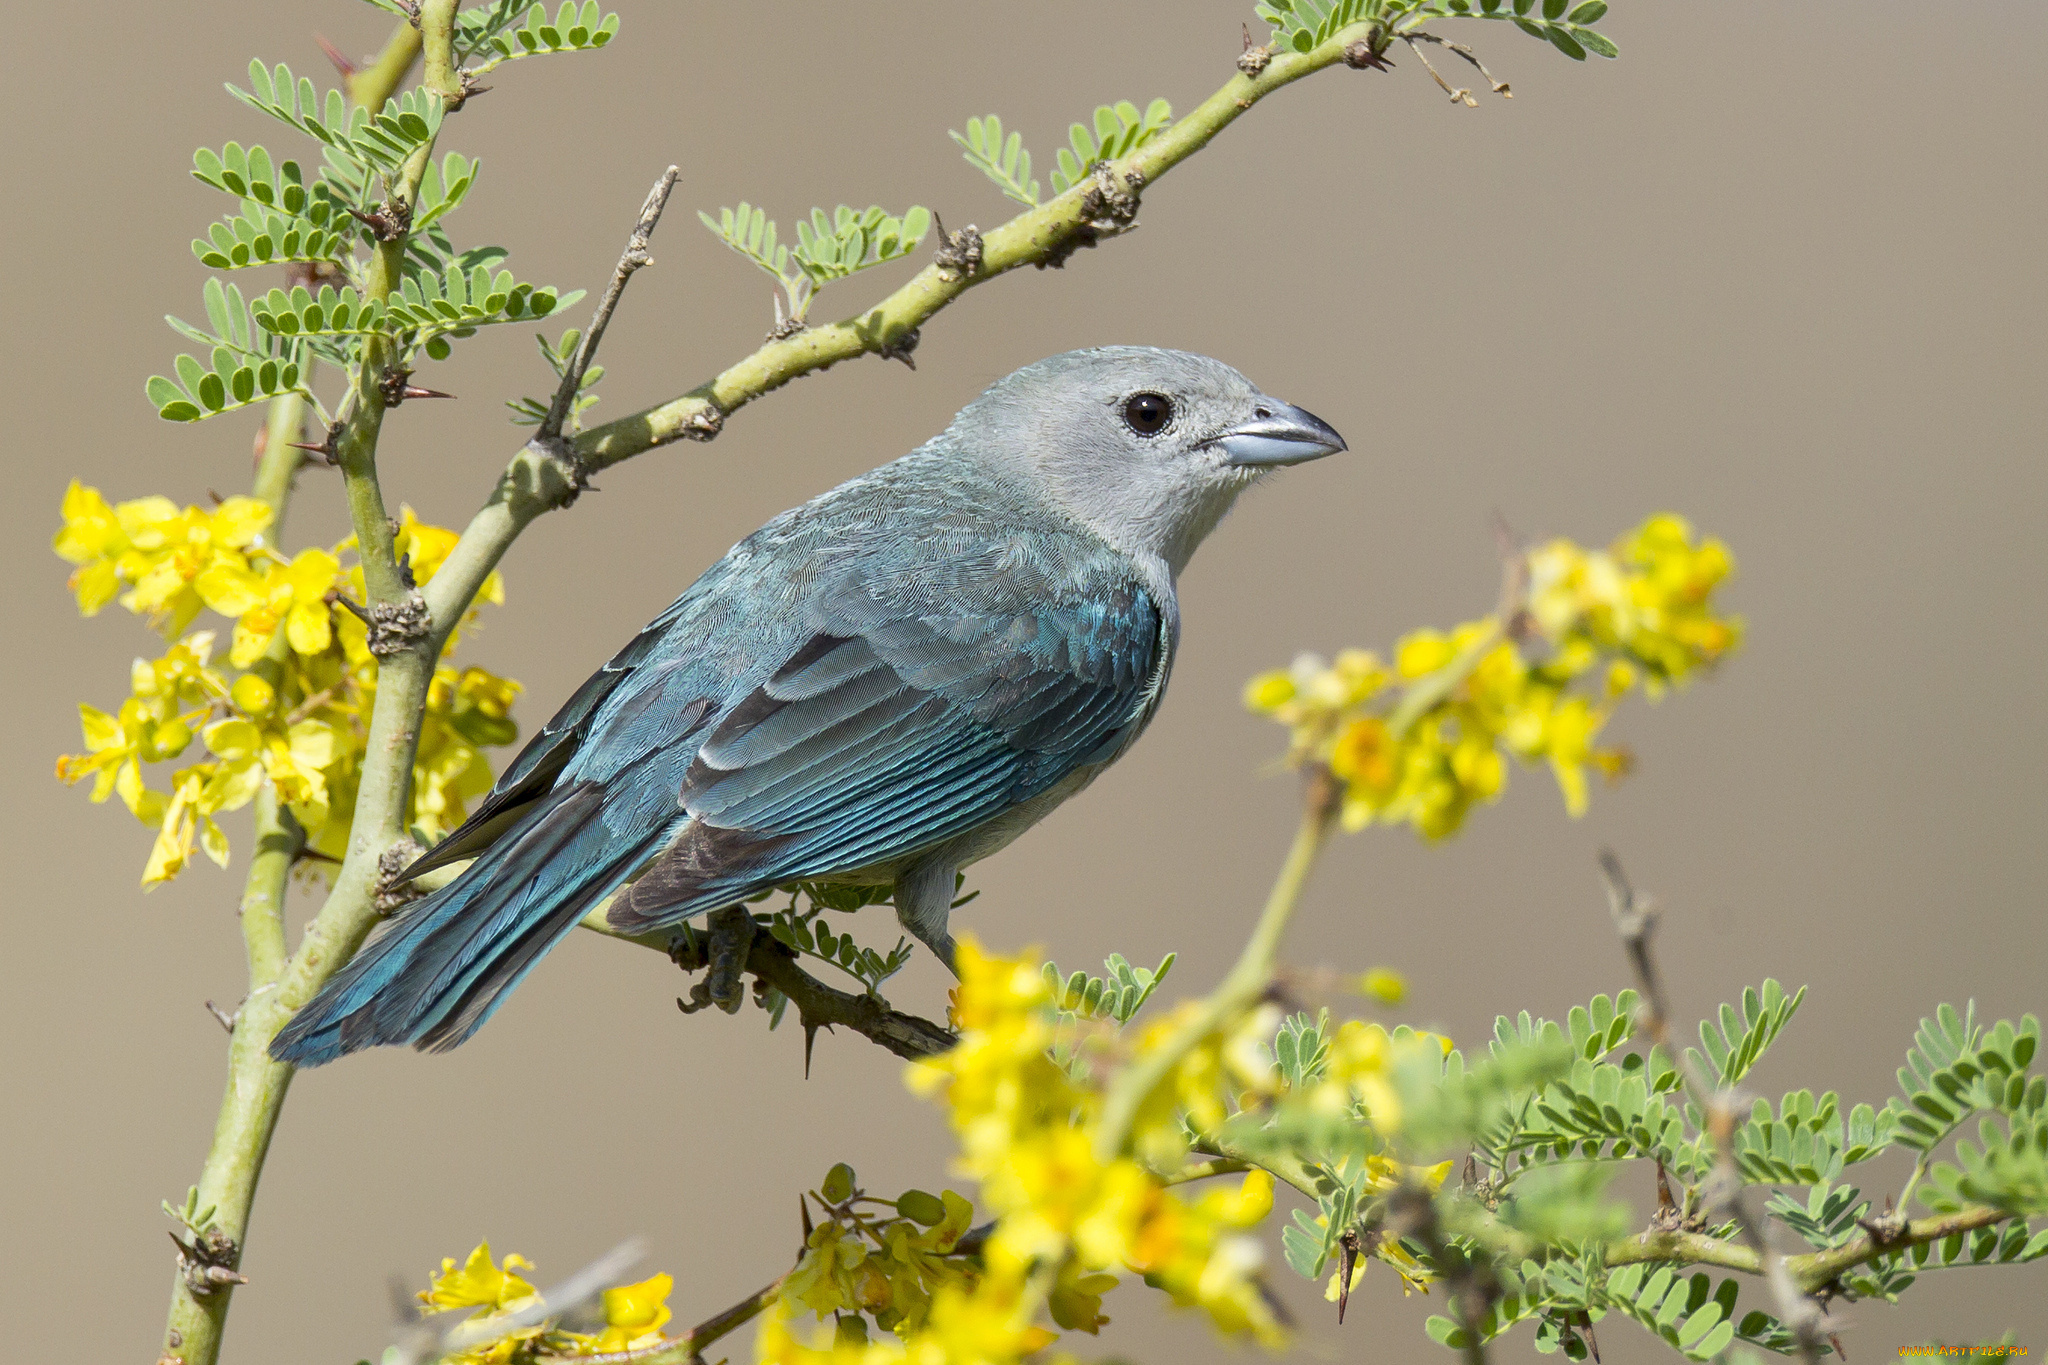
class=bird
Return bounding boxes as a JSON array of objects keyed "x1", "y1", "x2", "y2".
[{"x1": 270, "y1": 346, "x2": 1345, "y2": 1066}]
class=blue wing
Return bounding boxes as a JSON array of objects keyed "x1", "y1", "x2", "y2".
[
  {"x1": 605, "y1": 552, "x2": 1166, "y2": 929},
  {"x1": 271, "y1": 503, "x2": 1166, "y2": 1064}
]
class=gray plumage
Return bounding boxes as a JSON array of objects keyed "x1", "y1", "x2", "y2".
[{"x1": 271, "y1": 346, "x2": 1344, "y2": 1066}]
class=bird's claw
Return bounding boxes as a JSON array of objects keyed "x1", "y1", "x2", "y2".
[{"x1": 704, "y1": 904, "x2": 758, "y2": 1014}]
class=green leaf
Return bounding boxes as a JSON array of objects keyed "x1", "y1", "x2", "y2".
[
  {"x1": 949, "y1": 114, "x2": 1040, "y2": 206},
  {"x1": 1547, "y1": 25, "x2": 1588, "y2": 60},
  {"x1": 1047, "y1": 97, "x2": 1174, "y2": 195},
  {"x1": 896, "y1": 1189, "x2": 947, "y2": 1226}
]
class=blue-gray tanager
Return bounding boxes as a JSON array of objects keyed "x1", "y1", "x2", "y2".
[{"x1": 271, "y1": 347, "x2": 1344, "y2": 1066}]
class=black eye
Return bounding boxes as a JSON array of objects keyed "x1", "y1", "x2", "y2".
[{"x1": 1123, "y1": 392, "x2": 1173, "y2": 436}]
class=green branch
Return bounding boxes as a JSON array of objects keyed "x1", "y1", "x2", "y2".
[
  {"x1": 421, "y1": 18, "x2": 1386, "y2": 640},
  {"x1": 157, "y1": 18, "x2": 427, "y2": 1365},
  {"x1": 1598, "y1": 1204, "x2": 2015, "y2": 1291},
  {"x1": 1095, "y1": 767, "x2": 1341, "y2": 1163}
]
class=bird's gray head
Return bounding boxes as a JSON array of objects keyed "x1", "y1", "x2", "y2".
[{"x1": 949, "y1": 346, "x2": 1346, "y2": 577}]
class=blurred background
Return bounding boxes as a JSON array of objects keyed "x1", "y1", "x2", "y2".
[{"x1": 2, "y1": 2, "x2": 2042, "y2": 1360}]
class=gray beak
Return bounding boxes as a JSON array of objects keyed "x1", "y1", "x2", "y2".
[{"x1": 1210, "y1": 400, "x2": 1348, "y2": 468}]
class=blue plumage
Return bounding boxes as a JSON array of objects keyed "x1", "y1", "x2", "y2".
[{"x1": 270, "y1": 347, "x2": 1343, "y2": 1066}]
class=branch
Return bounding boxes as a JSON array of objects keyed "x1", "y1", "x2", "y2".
[
  {"x1": 1599, "y1": 1203, "x2": 2016, "y2": 1292},
  {"x1": 423, "y1": 18, "x2": 1388, "y2": 645},
  {"x1": 584, "y1": 910, "x2": 957, "y2": 1063},
  {"x1": 1597, "y1": 851, "x2": 1833, "y2": 1361},
  {"x1": 1094, "y1": 766, "x2": 1342, "y2": 1163},
  {"x1": 158, "y1": 18, "x2": 429, "y2": 1365},
  {"x1": 539, "y1": 1274, "x2": 790, "y2": 1365},
  {"x1": 540, "y1": 166, "x2": 680, "y2": 445}
]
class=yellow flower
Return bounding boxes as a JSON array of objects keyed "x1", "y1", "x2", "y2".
[
  {"x1": 69, "y1": 490, "x2": 275, "y2": 636},
  {"x1": 52, "y1": 481, "x2": 131, "y2": 615},
  {"x1": 1359, "y1": 968, "x2": 1408, "y2": 1006},
  {"x1": 1395, "y1": 629, "x2": 1456, "y2": 680},
  {"x1": 419, "y1": 1243, "x2": 545, "y2": 1365},
  {"x1": 584, "y1": 1272, "x2": 674, "y2": 1352},
  {"x1": 223, "y1": 547, "x2": 341, "y2": 667}
]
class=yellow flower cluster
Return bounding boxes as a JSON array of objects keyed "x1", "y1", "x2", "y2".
[
  {"x1": 53, "y1": 481, "x2": 518, "y2": 886},
  {"x1": 758, "y1": 939, "x2": 1286, "y2": 1365},
  {"x1": 416, "y1": 1242, "x2": 674, "y2": 1361},
  {"x1": 1245, "y1": 514, "x2": 1740, "y2": 838}
]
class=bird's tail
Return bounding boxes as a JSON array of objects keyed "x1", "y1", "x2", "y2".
[{"x1": 270, "y1": 783, "x2": 649, "y2": 1067}]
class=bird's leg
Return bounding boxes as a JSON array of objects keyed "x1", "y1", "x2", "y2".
[
  {"x1": 703, "y1": 904, "x2": 758, "y2": 1014},
  {"x1": 893, "y1": 858, "x2": 960, "y2": 977}
]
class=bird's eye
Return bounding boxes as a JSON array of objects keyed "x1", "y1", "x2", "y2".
[{"x1": 1123, "y1": 392, "x2": 1173, "y2": 436}]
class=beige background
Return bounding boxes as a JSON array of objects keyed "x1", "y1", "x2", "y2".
[{"x1": 3, "y1": 2, "x2": 2043, "y2": 1360}]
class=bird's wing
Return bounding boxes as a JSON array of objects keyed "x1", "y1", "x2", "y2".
[
  {"x1": 606, "y1": 544, "x2": 1168, "y2": 930},
  {"x1": 405, "y1": 588, "x2": 704, "y2": 877}
]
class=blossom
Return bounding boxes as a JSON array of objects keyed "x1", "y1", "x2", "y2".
[
  {"x1": 53, "y1": 484, "x2": 525, "y2": 887},
  {"x1": 1247, "y1": 514, "x2": 1741, "y2": 840},
  {"x1": 53, "y1": 482, "x2": 273, "y2": 635}
]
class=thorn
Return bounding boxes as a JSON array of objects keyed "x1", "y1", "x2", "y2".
[
  {"x1": 204, "y1": 1001, "x2": 237, "y2": 1034},
  {"x1": 799, "y1": 1194, "x2": 814, "y2": 1242},
  {"x1": 314, "y1": 32, "x2": 357, "y2": 78},
  {"x1": 803, "y1": 1021, "x2": 819, "y2": 1078},
  {"x1": 400, "y1": 385, "x2": 455, "y2": 402},
  {"x1": 344, "y1": 199, "x2": 411, "y2": 243},
  {"x1": 1829, "y1": 1333, "x2": 1848, "y2": 1362},
  {"x1": 1344, "y1": 39, "x2": 1394, "y2": 71},
  {"x1": 323, "y1": 588, "x2": 374, "y2": 625},
  {"x1": 206, "y1": 488, "x2": 226, "y2": 507}
]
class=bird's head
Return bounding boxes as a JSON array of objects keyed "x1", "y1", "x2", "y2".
[{"x1": 956, "y1": 346, "x2": 1346, "y2": 576}]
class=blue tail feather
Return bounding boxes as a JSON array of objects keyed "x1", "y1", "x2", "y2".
[{"x1": 270, "y1": 784, "x2": 656, "y2": 1067}]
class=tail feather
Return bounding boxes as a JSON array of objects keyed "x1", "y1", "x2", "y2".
[{"x1": 270, "y1": 784, "x2": 655, "y2": 1067}]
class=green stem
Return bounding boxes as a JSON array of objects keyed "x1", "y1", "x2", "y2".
[
  {"x1": 237, "y1": 786, "x2": 301, "y2": 986},
  {"x1": 423, "y1": 19, "x2": 1386, "y2": 640},
  {"x1": 158, "y1": 21, "x2": 425, "y2": 1365},
  {"x1": 251, "y1": 392, "x2": 306, "y2": 533},
  {"x1": 346, "y1": 21, "x2": 424, "y2": 112},
  {"x1": 420, "y1": 0, "x2": 465, "y2": 107},
  {"x1": 1599, "y1": 1203, "x2": 2015, "y2": 1291},
  {"x1": 1094, "y1": 768, "x2": 1341, "y2": 1163},
  {"x1": 159, "y1": 790, "x2": 301, "y2": 1363}
]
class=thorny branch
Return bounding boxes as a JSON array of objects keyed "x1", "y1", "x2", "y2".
[
  {"x1": 419, "y1": 16, "x2": 1401, "y2": 645},
  {"x1": 1598, "y1": 851, "x2": 1834, "y2": 1363},
  {"x1": 539, "y1": 165, "x2": 682, "y2": 447},
  {"x1": 586, "y1": 907, "x2": 958, "y2": 1065}
]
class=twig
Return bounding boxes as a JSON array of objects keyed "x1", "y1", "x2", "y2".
[
  {"x1": 538, "y1": 165, "x2": 681, "y2": 445},
  {"x1": 1388, "y1": 1183, "x2": 1493, "y2": 1364},
  {"x1": 1094, "y1": 766, "x2": 1342, "y2": 1163},
  {"x1": 588, "y1": 911, "x2": 957, "y2": 1063},
  {"x1": 159, "y1": 17, "x2": 430, "y2": 1365},
  {"x1": 1597, "y1": 851, "x2": 1832, "y2": 1362},
  {"x1": 1408, "y1": 31, "x2": 1510, "y2": 97},
  {"x1": 1403, "y1": 35, "x2": 1477, "y2": 106}
]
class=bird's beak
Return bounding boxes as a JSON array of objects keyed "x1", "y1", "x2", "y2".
[{"x1": 1210, "y1": 401, "x2": 1348, "y2": 467}]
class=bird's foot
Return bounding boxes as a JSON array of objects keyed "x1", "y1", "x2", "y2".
[{"x1": 703, "y1": 904, "x2": 758, "y2": 1014}]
